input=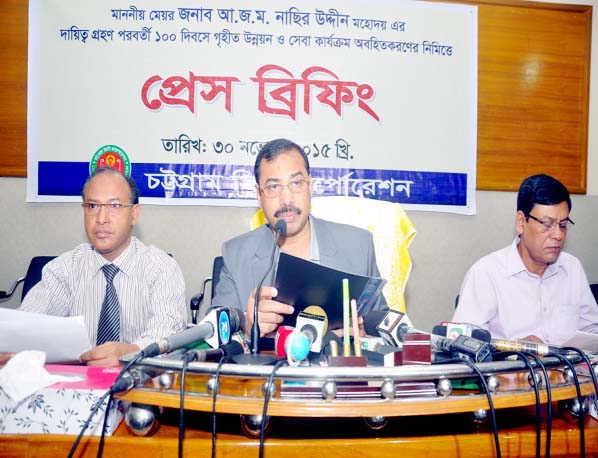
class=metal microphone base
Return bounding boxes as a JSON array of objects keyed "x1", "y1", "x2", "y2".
[{"x1": 233, "y1": 352, "x2": 278, "y2": 365}]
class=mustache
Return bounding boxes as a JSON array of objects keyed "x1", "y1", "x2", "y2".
[{"x1": 274, "y1": 205, "x2": 302, "y2": 218}]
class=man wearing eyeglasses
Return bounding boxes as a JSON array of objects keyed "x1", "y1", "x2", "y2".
[
  {"x1": 212, "y1": 138, "x2": 386, "y2": 338},
  {"x1": 19, "y1": 167, "x2": 187, "y2": 366},
  {"x1": 453, "y1": 174, "x2": 598, "y2": 345}
]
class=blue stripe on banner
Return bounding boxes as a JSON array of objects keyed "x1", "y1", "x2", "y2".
[
  {"x1": 38, "y1": 162, "x2": 90, "y2": 196},
  {"x1": 38, "y1": 162, "x2": 467, "y2": 206}
]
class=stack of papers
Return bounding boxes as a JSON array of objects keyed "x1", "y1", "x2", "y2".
[
  {"x1": 563, "y1": 331, "x2": 598, "y2": 354},
  {"x1": 0, "y1": 308, "x2": 91, "y2": 363}
]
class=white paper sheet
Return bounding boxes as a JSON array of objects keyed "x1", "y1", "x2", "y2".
[
  {"x1": 563, "y1": 331, "x2": 598, "y2": 354},
  {"x1": 0, "y1": 308, "x2": 92, "y2": 363}
]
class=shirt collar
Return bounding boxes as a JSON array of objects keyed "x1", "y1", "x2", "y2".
[
  {"x1": 507, "y1": 236, "x2": 565, "y2": 279},
  {"x1": 308, "y1": 214, "x2": 320, "y2": 263},
  {"x1": 94, "y1": 236, "x2": 137, "y2": 277},
  {"x1": 264, "y1": 216, "x2": 320, "y2": 263}
]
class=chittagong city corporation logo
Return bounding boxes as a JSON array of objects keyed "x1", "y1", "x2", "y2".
[{"x1": 89, "y1": 145, "x2": 131, "y2": 177}]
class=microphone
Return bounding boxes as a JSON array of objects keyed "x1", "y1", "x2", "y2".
[
  {"x1": 442, "y1": 321, "x2": 492, "y2": 341},
  {"x1": 435, "y1": 324, "x2": 562, "y2": 358},
  {"x1": 141, "y1": 307, "x2": 244, "y2": 358},
  {"x1": 363, "y1": 309, "x2": 413, "y2": 347},
  {"x1": 285, "y1": 306, "x2": 328, "y2": 365},
  {"x1": 235, "y1": 219, "x2": 286, "y2": 365},
  {"x1": 185, "y1": 341, "x2": 245, "y2": 362},
  {"x1": 490, "y1": 339, "x2": 563, "y2": 356},
  {"x1": 293, "y1": 305, "x2": 328, "y2": 352},
  {"x1": 274, "y1": 326, "x2": 295, "y2": 358},
  {"x1": 434, "y1": 334, "x2": 492, "y2": 363},
  {"x1": 364, "y1": 312, "x2": 429, "y2": 364},
  {"x1": 433, "y1": 324, "x2": 491, "y2": 343},
  {"x1": 431, "y1": 325, "x2": 492, "y2": 362},
  {"x1": 364, "y1": 311, "x2": 493, "y2": 363},
  {"x1": 110, "y1": 367, "x2": 154, "y2": 394}
]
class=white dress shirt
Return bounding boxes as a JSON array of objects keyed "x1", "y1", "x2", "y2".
[
  {"x1": 20, "y1": 237, "x2": 187, "y2": 349},
  {"x1": 452, "y1": 237, "x2": 598, "y2": 345}
]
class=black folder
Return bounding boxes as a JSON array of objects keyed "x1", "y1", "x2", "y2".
[{"x1": 274, "y1": 252, "x2": 386, "y2": 329}]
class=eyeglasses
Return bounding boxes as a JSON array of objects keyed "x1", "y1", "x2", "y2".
[
  {"x1": 527, "y1": 214, "x2": 574, "y2": 232},
  {"x1": 82, "y1": 202, "x2": 135, "y2": 215},
  {"x1": 259, "y1": 178, "x2": 309, "y2": 198}
]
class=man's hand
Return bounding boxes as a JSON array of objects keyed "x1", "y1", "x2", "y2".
[
  {"x1": 244, "y1": 286, "x2": 294, "y2": 337},
  {"x1": 80, "y1": 342, "x2": 140, "y2": 367},
  {"x1": 331, "y1": 316, "x2": 365, "y2": 338},
  {"x1": 520, "y1": 335, "x2": 544, "y2": 343},
  {"x1": 0, "y1": 352, "x2": 15, "y2": 366}
]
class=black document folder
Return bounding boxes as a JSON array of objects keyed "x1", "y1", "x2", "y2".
[{"x1": 274, "y1": 252, "x2": 386, "y2": 329}]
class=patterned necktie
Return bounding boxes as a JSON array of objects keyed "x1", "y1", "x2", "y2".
[{"x1": 96, "y1": 264, "x2": 121, "y2": 345}]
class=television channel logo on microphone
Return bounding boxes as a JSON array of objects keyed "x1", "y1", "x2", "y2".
[
  {"x1": 217, "y1": 309, "x2": 231, "y2": 345},
  {"x1": 445, "y1": 322, "x2": 471, "y2": 340}
]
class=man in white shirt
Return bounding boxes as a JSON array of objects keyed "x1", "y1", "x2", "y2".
[
  {"x1": 20, "y1": 167, "x2": 187, "y2": 366},
  {"x1": 453, "y1": 174, "x2": 598, "y2": 345}
]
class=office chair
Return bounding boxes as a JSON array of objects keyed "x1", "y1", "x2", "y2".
[
  {"x1": 591, "y1": 283, "x2": 598, "y2": 304},
  {"x1": 0, "y1": 256, "x2": 56, "y2": 303},
  {"x1": 190, "y1": 256, "x2": 224, "y2": 324}
]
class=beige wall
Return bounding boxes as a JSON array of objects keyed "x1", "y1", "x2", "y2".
[{"x1": 1, "y1": 178, "x2": 596, "y2": 331}]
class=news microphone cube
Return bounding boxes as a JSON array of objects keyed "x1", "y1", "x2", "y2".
[
  {"x1": 376, "y1": 310, "x2": 406, "y2": 347},
  {"x1": 295, "y1": 311, "x2": 326, "y2": 353}
]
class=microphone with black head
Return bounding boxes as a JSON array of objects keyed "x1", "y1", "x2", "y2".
[
  {"x1": 185, "y1": 340, "x2": 245, "y2": 362},
  {"x1": 363, "y1": 309, "x2": 413, "y2": 348},
  {"x1": 434, "y1": 324, "x2": 492, "y2": 344},
  {"x1": 431, "y1": 325, "x2": 492, "y2": 363},
  {"x1": 234, "y1": 219, "x2": 286, "y2": 365},
  {"x1": 141, "y1": 307, "x2": 244, "y2": 358},
  {"x1": 442, "y1": 322, "x2": 564, "y2": 356}
]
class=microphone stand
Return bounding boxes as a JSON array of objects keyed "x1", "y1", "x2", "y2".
[{"x1": 234, "y1": 220, "x2": 286, "y2": 365}]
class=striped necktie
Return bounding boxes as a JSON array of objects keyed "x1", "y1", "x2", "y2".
[{"x1": 96, "y1": 264, "x2": 121, "y2": 345}]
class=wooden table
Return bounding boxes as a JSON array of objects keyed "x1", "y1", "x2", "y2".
[
  {"x1": 2, "y1": 407, "x2": 597, "y2": 458},
  {"x1": 2, "y1": 356, "x2": 597, "y2": 457}
]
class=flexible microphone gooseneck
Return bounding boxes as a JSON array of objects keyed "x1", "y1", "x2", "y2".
[
  {"x1": 234, "y1": 219, "x2": 287, "y2": 365},
  {"x1": 140, "y1": 307, "x2": 244, "y2": 358}
]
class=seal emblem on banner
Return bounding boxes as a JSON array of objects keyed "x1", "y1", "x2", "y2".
[{"x1": 89, "y1": 145, "x2": 131, "y2": 176}]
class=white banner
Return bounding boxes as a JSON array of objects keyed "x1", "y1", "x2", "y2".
[{"x1": 27, "y1": 0, "x2": 477, "y2": 214}]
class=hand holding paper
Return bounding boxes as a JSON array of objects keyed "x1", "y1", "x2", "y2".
[{"x1": 0, "y1": 308, "x2": 92, "y2": 363}]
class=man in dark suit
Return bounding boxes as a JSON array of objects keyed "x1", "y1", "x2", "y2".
[{"x1": 212, "y1": 138, "x2": 386, "y2": 337}]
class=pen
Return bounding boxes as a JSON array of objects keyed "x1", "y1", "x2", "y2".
[
  {"x1": 350, "y1": 299, "x2": 362, "y2": 357},
  {"x1": 342, "y1": 278, "x2": 351, "y2": 357}
]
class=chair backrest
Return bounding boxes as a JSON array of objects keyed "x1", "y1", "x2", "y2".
[
  {"x1": 21, "y1": 256, "x2": 56, "y2": 301},
  {"x1": 210, "y1": 256, "x2": 224, "y2": 301},
  {"x1": 591, "y1": 283, "x2": 598, "y2": 304}
]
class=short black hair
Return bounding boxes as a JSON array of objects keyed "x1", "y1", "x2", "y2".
[
  {"x1": 254, "y1": 138, "x2": 310, "y2": 183},
  {"x1": 81, "y1": 167, "x2": 140, "y2": 204},
  {"x1": 517, "y1": 174, "x2": 571, "y2": 216}
]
